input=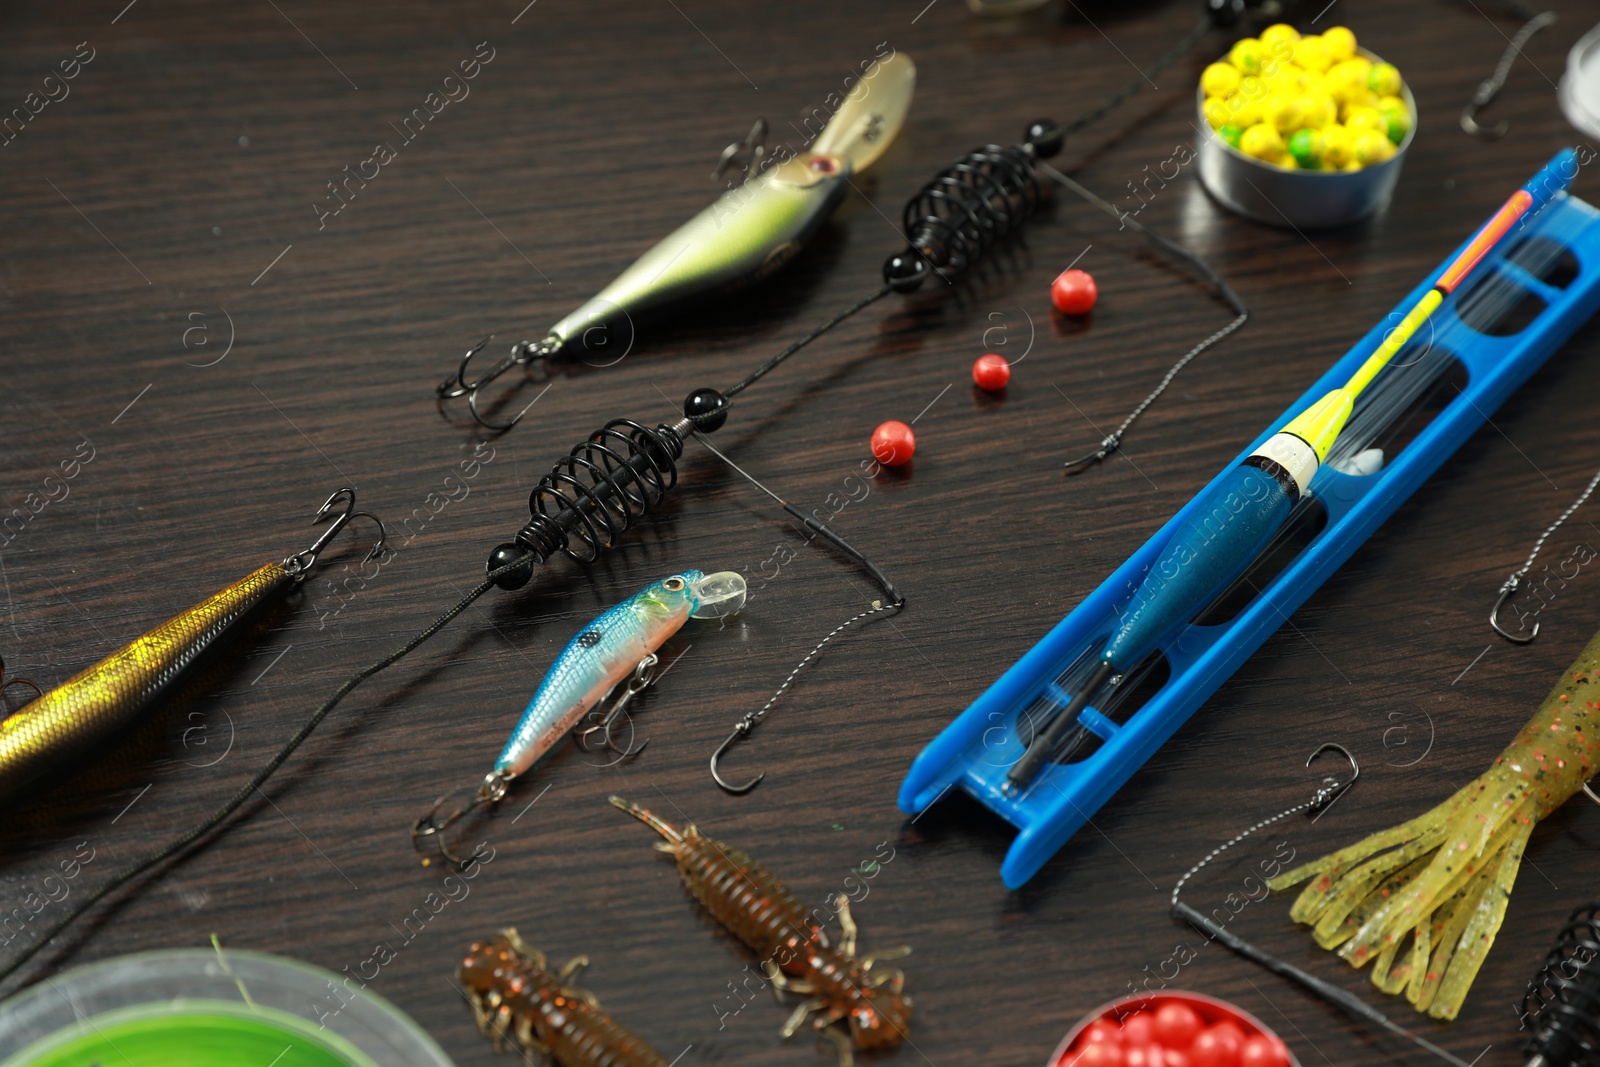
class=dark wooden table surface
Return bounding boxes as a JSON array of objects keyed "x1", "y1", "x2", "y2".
[{"x1": 3, "y1": 1, "x2": 1599, "y2": 1064}]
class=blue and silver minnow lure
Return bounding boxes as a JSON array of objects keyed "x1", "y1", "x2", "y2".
[
  {"x1": 435, "y1": 51, "x2": 916, "y2": 430},
  {"x1": 412, "y1": 568, "x2": 745, "y2": 866}
]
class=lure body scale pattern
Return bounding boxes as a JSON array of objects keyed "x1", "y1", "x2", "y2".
[
  {"x1": 0, "y1": 563, "x2": 290, "y2": 801},
  {"x1": 495, "y1": 571, "x2": 702, "y2": 778}
]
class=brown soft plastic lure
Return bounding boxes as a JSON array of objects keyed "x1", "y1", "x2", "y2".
[
  {"x1": 459, "y1": 928, "x2": 668, "y2": 1067},
  {"x1": 1271, "y1": 623, "x2": 1600, "y2": 1020},
  {"x1": 611, "y1": 796, "x2": 911, "y2": 1066},
  {"x1": 0, "y1": 488, "x2": 383, "y2": 803}
]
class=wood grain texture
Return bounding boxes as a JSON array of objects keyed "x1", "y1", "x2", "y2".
[{"x1": 1, "y1": 1, "x2": 1597, "y2": 1064}]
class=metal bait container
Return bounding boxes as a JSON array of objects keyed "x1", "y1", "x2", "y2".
[
  {"x1": 1559, "y1": 22, "x2": 1600, "y2": 139},
  {"x1": 1196, "y1": 49, "x2": 1417, "y2": 230}
]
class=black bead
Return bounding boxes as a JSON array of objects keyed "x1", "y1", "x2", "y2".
[
  {"x1": 486, "y1": 542, "x2": 534, "y2": 590},
  {"x1": 1024, "y1": 119, "x2": 1063, "y2": 160},
  {"x1": 1204, "y1": 0, "x2": 1246, "y2": 27},
  {"x1": 882, "y1": 251, "x2": 929, "y2": 293},
  {"x1": 683, "y1": 387, "x2": 730, "y2": 433}
]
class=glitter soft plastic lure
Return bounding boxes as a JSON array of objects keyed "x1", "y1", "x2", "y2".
[
  {"x1": 0, "y1": 488, "x2": 383, "y2": 804},
  {"x1": 1271, "y1": 623, "x2": 1600, "y2": 1020},
  {"x1": 412, "y1": 568, "x2": 745, "y2": 866}
]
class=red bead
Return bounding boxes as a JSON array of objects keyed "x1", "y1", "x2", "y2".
[
  {"x1": 870, "y1": 420, "x2": 915, "y2": 466},
  {"x1": 972, "y1": 352, "x2": 1011, "y2": 391},
  {"x1": 1153, "y1": 1003, "x2": 1202, "y2": 1049},
  {"x1": 1238, "y1": 1037, "x2": 1288, "y2": 1067},
  {"x1": 1051, "y1": 268, "x2": 1098, "y2": 315}
]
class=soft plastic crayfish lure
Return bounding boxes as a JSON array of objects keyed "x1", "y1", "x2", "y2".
[
  {"x1": 1271, "y1": 622, "x2": 1600, "y2": 1020},
  {"x1": 612, "y1": 796, "x2": 911, "y2": 1066},
  {"x1": 460, "y1": 927, "x2": 665, "y2": 1067},
  {"x1": 460, "y1": 928, "x2": 669, "y2": 1067},
  {"x1": 412, "y1": 570, "x2": 745, "y2": 866},
  {"x1": 0, "y1": 488, "x2": 383, "y2": 805}
]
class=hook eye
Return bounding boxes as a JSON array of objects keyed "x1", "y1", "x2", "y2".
[
  {"x1": 1306, "y1": 742, "x2": 1359, "y2": 816},
  {"x1": 1490, "y1": 581, "x2": 1538, "y2": 644}
]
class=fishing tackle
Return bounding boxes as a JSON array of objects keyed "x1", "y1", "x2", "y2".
[
  {"x1": 1269, "y1": 621, "x2": 1600, "y2": 1020},
  {"x1": 1490, "y1": 462, "x2": 1600, "y2": 644},
  {"x1": 0, "y1": 488, "x2": 384, "y2": 804},
  {"x1": 0, "y1": 44, "x2": 1237, "y2": 984},
  {"x1": 1011, "y1": 184, "x2": 1535, "y2": 790},
  {"x1": 1170, "y1": 745, "x2": 1477, "y2": 1067},
  {"x1": 1521, "y1": 902, "x2": 1600, "y2": 1067},
  {"x1": 460, "y1": 928, "x2": 669, "y2": 1067},
  {"x1": 412, "y1": 568, "x2": 746, "y2": 867},
  {"x1": 611, "y1": 796, "x2": 911, "y2": 1067},
  {"x1": 435, "y1": 52, "x2": 916, "y2": 430},
  {"x1": 901, "y1": 149, "x2": 1599, "y2": 887},
  {"x1": 1460, "y1": 7, "x2": 1557, "y2": 138}
]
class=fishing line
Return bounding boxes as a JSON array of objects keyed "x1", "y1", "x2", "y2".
[
  {"x1": 1169, "y1": 748, "x2": 1474, "y2": 1067},
  {"x1": 1040, "y1": 163, "x2": 1251, "y2": 473},
  {"x1": 0, "y1": 564, "x2": 521, "y2": 987}
]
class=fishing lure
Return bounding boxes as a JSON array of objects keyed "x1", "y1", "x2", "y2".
[
  {"x1": 1269, "y1": 623, "x2": 1600, "y2": 1020},
  {"x1": 611, "y1": 796, "x2": 911, "y2": 1067},
  {"x1": 0, "y1": 488, "x2": 383, "y2": 804},
  {"x1": 436, "y1": 52, "x2": 916, "y2": 430},
  {"x1": 413, "y1": 569, "x2": 746, "y2": 866},
  {"x1": 460, "y1": 928, "x2": 668, "y2": 1067}
]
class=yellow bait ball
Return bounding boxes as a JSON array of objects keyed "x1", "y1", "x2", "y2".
[
  {"x1": 1230, "y1": 37, "x2": 1267, "y2": 74},
  {"x1": 1299, "y1": 92, "x2": 1338, "y2": 130},
  {"x1": 1320, "y1": 124, "x2": 1354, "y2": 169},
  {"x1": 1352, "y1": 127, "x2": 1396, "y2": 165},
  {"x1": 1344, "y1": 104, "x2": 1386, "y2": 136},
  {"x1": 1240, "y1": 122, "x2": 1287, "y2": 163},
  {"x1": 1368, "y1": 61, "x2": 1402, "y2": 96},
  {"x1": 1264, "y1": 94, "x2": 1305, "y2": 134},
  {"x1": 1203, "y1": 96, "x2": 1232, "y2": 130},
  {"x1": 1325, "y1": 57, "x2": 1373, "y2": 104},
  {"x1": 1293, "y1": 35, "x2": 1334, "y2": 74},
  {"x1": 1202, "y1": 61, "x2": 1242, "y2": 98},
  {"x1": 1226, "y1": 84, "x2": 1265, "y2": 127},
  {"x1": 1259, "y1": 23, "x2": 1301, "y2": 50},
  {"x1": 1377, "y1": 95, "x2": 1411, "y2": 144},
  {"x1": 1322, "y1": 26, "x2": 1357, "y2": 62}
]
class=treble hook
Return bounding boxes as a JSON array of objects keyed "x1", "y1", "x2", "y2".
[
  {"x1": 709, "y1": 715, "x2": 763, "y2": 795},
  {"x1": 0, "y1": 654, "x2": 42, "y2": 709},
  {"x1": 412, "y1": 768, "x2": 513, "y2": 869},
  {"x1": 573, "y1": 653, "x2": 657, "y2": 760},
  {"x1": 1490, "y1": 576, "x2": 1538, "y2": 644},
  {"x1": 282, "y1": 488, "x2": 387, "y2": 577},
  {"x1": 713, "y1": 118, "x2": 768, "y2": 183},
  {"x1": 1306, "y1": 742, "x2": 1359, "y2": 816},
  {"x1": 436, "y1": 335, "x2": 559, "y2": 433}
]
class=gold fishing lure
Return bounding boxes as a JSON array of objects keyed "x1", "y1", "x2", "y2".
[{"x1": 0, "y1": 488, "x2": 384, "y2": 802}]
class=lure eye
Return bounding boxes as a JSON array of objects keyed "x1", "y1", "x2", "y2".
[{"x1": 663, "y1": 577, "x2": 686, "y2": 592}]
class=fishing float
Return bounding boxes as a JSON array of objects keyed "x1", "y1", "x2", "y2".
[{"x1": 1007, "y1": 186, "x2": 1535, "y2": 788}]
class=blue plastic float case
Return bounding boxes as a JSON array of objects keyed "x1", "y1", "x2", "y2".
[{"x1": 899, "y1": 150, "x2": 1600, "y2": 888}]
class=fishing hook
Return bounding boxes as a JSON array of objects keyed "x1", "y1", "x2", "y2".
[
  {"x1": 412, "y1": 768, "x2": 513, "y2": 870},
  {"x1": 709, "y1": 714, "x2": 764, "y2": 795},
  {"x1": 712, "y1": 118, "x2": 768, "y2": 183},
  {"x1": 1460, "y1": 10, "x2": 1556, "y2": 139},
  {"x1": 0, "y1": 655, "x2": 42, "y2": 708},
  {"x1": 281, "y1": 487, "x2": 387, "y2": 577},
  {"x1": 1305, "y1": 742, "x2": 1359, "y2": 816},
  {"x1": 573, "y1": 653, "x2": 657, "y2": 760},
  {"x1": 436, "y1": 335, "x2": 560, "y2": 433},
  {"x1": 1490, "y1": 576, "x2": 1538, "y2": 644}
]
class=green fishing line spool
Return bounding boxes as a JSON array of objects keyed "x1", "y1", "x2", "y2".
[{"x1": 0, "y1": 948, "x2": 454, "y2": 1067}]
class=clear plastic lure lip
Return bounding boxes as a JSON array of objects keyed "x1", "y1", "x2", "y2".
[{"x1": 689, "y1": 571, "x2": 746, "y2": 617}]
